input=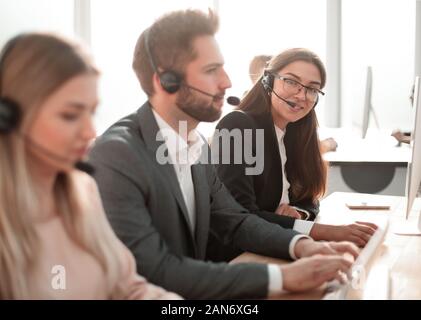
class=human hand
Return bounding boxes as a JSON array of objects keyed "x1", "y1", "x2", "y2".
[
  {"x1": 294, "y1": 238, "x2": 359, "y2": 260},
  {"x1": 310, "y1": 222, "x2": 378, "y2": 247},
  {"x1": 281, "y1": 254, "x2": 353, "y2": 292},
  {"x1": 275, "y1": 203, "x2": 301, "y2": 219}
]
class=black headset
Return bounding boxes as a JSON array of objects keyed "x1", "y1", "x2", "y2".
[
  {"x1": 0, "y1": 35, "x2": 23, "y2": 134},
  {"x1": 144, "y1": 28, "x2": 182, "y2": 94},
  {"x1": 261, "y1": 70, "x2": 274, "y2": 95},
  {"x1": 260, "y1": 69, "x2": 319, "y2": 108}
]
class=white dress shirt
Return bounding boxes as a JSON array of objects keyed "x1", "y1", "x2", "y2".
[
  {"x1": 274, "y1": 125, "x2": 315, "y2": 236},
  {"x1": 152, "y1": 109, "x2": 308, "y2": 295},
  {"x1": 153, "y1": 109, "x2": 203, "y2": 233}
]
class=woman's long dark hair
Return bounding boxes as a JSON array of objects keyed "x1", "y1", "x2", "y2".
[{"x1": 238, "y1": 48, "x2": 327, "y2": 204}]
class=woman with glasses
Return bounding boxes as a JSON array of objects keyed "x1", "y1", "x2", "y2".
[{"x1": 208, "y1": 48, "x2": 376, "y2": 261}]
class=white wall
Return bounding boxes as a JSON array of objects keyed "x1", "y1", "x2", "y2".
[
  {"x1": 342, "y1": 0, "x2": 415, "y2": 133},
  {"x1": 1, "y1": 0, "x2": 418, "y2": 139},
  {"x1": 89, "y1": 0, "x2": 327, "y2": 136},
  {"x1": 0, "y1": 0, "x2": 74, "y2": 47},
  {"x1": 200, "y1": 0, "x2": 327, "y2": 137},
  {"x1": 90, "y1": 0, "x2": 214, "y2": 135}
]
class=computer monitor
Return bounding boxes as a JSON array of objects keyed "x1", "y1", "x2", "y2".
[
  {"x1": 361, "y1": 66, "x2": 380, "y2": 138},
  {"x1": 361, "y1": 66, "x2": 373, "y2": 138},
  {"x1": 394, "y1": 76, "x2": 421, "y2": 235},
  {"x1": 405, "y1": 76, "x2": 421, "y2": 220}
]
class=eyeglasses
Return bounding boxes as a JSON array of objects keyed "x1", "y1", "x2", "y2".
[{"x1": 272, "y1": 73, "x2": 325, "y2": 102}]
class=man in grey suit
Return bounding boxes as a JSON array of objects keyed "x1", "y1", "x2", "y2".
[{"x1": 89, "y1": 9, "x2": 358, "y2": 299}]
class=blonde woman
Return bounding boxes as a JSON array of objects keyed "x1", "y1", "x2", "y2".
[{"x1": 0, "y1": 33, "x2": 181, "y2": 299}]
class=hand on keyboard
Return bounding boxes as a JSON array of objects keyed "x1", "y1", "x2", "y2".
[
  {"x1": 323, "y1": 220, "x2": 389, "y2": 299},
  {"x1": 317, "y1": 221, "x2": 378, "y2": 247},
  {"x1": 294, "y1": 238, "x2": 359, "y2": 259},
  {"x1": 282, "y1": 254, "x2": 353, "y2": 292},
  {"x1": 324, "y1": 265, "x2": 390, "y2": 300}
]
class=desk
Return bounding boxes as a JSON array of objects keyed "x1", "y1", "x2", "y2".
[
  {"x1": 230, "y1": 192, "x2": 421, "y2": 299},
  {"x1": 320, "y1": 128, "x2": 411, "y2": 196}
]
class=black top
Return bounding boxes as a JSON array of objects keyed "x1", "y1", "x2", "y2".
[{"x1": 207, "y1": 109, "x2": 319, "y2": 261}]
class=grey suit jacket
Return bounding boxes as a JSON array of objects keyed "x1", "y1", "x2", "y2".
[{"x1": 89, "y1": 102, "x2": 300, "y2": 299}]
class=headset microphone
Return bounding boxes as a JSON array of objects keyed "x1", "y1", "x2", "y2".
[
  {"x1": 0, "y1": 98, "x2": 95, "y2": 175},
  {"x1": 261, "y1": 71, "x2": 297, "y2": 108},
  {"x1": 183, "y1": 84, "x2": 240, "y2": 106},
  {"x1": 226, "y1": 96, "x2": 240, "y2": 106},
  {"x1": 24, "y1": 134, "x2": 95, "y2": 175},
  {"x1": 271, "y1": 90, "x2": 297, "y2": 108},
  {"x1": 183, "y1": 84, "x2": 221, "y2": 100},
  {"x1": 144, "y1": 28, "x2": 240, "y2": 107}
]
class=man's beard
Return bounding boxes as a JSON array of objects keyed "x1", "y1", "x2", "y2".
[{"x1": 175, "y1": 86, "x2": 223, "y2": 122}]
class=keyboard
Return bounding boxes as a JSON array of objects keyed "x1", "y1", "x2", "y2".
[{"x1": 323, "y1": 219, "x2": 390, "y2": 300}]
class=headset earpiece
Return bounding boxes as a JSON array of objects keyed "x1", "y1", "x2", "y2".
[
  {"x1": 261, "y1": 70, "x2": 274, "y2": 95},
  {"x1": 0, "y1": 35, "x2": 24, "y2": 134},
  {"x1": 144, "y1": 28, "x2": 182, "y2": 94},
  {"x1": 0, "y1": 98, "x2": 21, "y2": 134},
  {"x1": 261, "y1": 70, "x2": 320, "y2": 108},
  {"x1": 159, "y1": 71, "x2": 182, "y2": 94}
]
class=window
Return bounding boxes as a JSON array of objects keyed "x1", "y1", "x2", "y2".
[
  {"x1": 90, "y1": 0, "x2": 214, "y2": 134},
  {"x1": 342, "y1": 0, "x2": 415, "y2": 132},
  {"x1": 206, "y1": 0, "x2": 327, "y2": 135},
  {"x1": 0, "y1": 0, "x2": 74, "y2": 46},
  {"x1": 89, "y1": 0, "x2": 326, "y2": 136}
]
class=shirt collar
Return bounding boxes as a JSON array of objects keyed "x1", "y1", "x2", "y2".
[
  {"x1": 152, "y1": 108, "x2": 204, "y2": 165},
  {"x1": 274, "y1": 125, "x2": 286, "y2": 143}
]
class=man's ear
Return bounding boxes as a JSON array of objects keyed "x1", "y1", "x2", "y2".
[
  {"x1": 151, "y1": 72, "x2": 162, "y2": 93},
  {"x1": 151, "y1": 72, "x2": 178, "y2": 102}
]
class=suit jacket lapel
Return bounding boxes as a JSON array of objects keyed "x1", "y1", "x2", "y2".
[
  {"x1": 191, "y1": 147, "x2": 211, "y2": 258},
  {"x1": 255, "y1": 112, "x2": 284, "y2": 206},
  {"x1": 137, "y1": 102, "x2": 194, "y2": 237}
]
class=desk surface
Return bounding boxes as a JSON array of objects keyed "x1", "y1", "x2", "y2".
[
  {"x1": 323, "y1": 145, "x2": 410, "y2": 164},
  {"x1": 319, "y1": 127, "x2": 411, "y2": 163},
  {"x1": 230, "y1": 192, "x2": 421, "y2": 299}
]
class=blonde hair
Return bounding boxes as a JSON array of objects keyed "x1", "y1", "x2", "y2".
[
  {"x1": 0, "y1": 33, "x2": 122, "y2": 298},
  {"x1": 248, "y1": 54, "x2": 272, "y2": 84}
]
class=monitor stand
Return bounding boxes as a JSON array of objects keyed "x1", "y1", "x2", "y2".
[{"x1": 392, "y1": 207, "x2": 421, "y2": 236}]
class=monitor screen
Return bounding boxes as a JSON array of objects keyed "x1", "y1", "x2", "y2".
[
  {"x1": 362, "y1": 66, "x2": 373, "y2": 139},
  {"x1": 405, "y1": 76, "x2": 421, "y2": 219}
]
